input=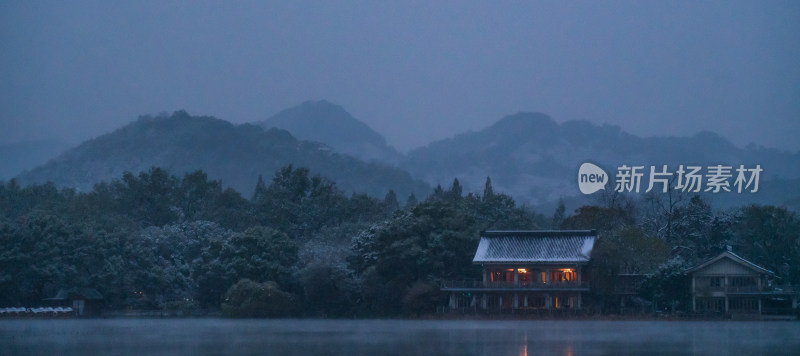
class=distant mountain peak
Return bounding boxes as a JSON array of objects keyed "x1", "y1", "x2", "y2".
[
  {"x1": 490, "y1": 112, "x2": 557, "y2": 131},
  {"x1": 497, "y1": 111, "x2": 554, "y2": 123},
  {"x1": 289, "y1": 100, "x2": 352, "y2": 121},
  {"x1": 300, "y1": 99, "x2": 344, "y2": 109},
  {"x1": 258, "y1": 100, "x2": 401, "y2": 164}
]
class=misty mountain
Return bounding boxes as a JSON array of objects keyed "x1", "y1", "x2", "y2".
[
  {"x1": 17, "y1": 111, "x2": 429, "y2": 199},
  {"x1": 13, "y1": 104, "x2": 798, "y2": 212},
  {"x1": 0, "y1": 139, "x2": 71, "y2": 180},
  {"x1": 402, "y1": 112, "x2": 800, "y2": 209},
  {"x1": 259, "y1": 100, "x2": 402, "y2": 164}
]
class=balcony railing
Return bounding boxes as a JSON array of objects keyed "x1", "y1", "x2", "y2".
[
  {"x1": 442, "y1": 280, "x2": 589, "y2": 290},
  {"x1": 695, "y1": 285, "x2": 800, "y2": 294},
  {"x1": 695, "y1": 285, "x2": 765, "y2": 293}
]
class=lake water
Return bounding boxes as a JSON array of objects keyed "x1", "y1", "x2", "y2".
[{"x1": 1, "y1": 319, "x2": 799, "y2": 355}]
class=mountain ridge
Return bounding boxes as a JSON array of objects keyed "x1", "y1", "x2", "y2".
[
  {"x1": 401, "y1": 111, "x2": 800, "y2": 209},
  {"x1": 17, "y1": 111, "x2": 430, "y2": 200},
  {"x1": 11, "y1": 102, "x2": 799, "y2": 211}
]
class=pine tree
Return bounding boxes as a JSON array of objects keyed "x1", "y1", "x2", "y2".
[
  {"x1": 405, "y1": 193, "x2": 418, "y2": 208},
  {"x1": 252, "y1": 175, "x2": 267, "y2": 203},
  {"x1": 447, "y1": 178, "x2": 463, "y2": 200},
  {"x1": 432, "y1": 184, "x2": 444, "y2": 199},
  {"x1": 383, "y1": 190, "x2": 400, "y2": 213},
  {"x1": 483, "y1": 176, "x2": 494, "y2": 201},
  {"x1": 552, "y1": 198, "x2": 566, "y2": 229}
]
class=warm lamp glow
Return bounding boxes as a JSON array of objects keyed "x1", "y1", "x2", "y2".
[{"x1": 518, "y1": 268, "x2": 528, "y2": 273}]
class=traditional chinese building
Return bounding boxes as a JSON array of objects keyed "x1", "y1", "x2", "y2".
[
  {"x1": 44, "y1": 287, "x2": 104, "y2": 316},
  {"x1": 442, "y1": 230, "x2": 596, "y2": 312},
  {"x1": 687, "y1": 249, "x2": 798, "y2": 319}
]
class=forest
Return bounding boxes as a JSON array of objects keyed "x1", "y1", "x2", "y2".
[{"x1": 1, "y1": 166, "x2": 798, "y2": 317}]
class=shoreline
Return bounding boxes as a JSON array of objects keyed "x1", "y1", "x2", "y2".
[{"x1": 1, "y1": 312, "x2": 796, "y2": 322}]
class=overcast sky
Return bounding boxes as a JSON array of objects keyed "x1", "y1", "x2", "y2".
[{"x1": 2, "y1": 1, "x2": 798, "y2": 152}]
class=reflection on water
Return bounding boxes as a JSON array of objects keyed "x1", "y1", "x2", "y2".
[{"x1": 1, "y1": 319, "x2": 799, "y2": 356}]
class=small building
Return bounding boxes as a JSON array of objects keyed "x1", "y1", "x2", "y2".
[
  {"x1": 44, "y1": 288, "x2": 104, "y2": 316},
  {"x1": 687, "y1": 250, "x2": 798, "y2": 318},
  {"x1": 442, "y1": 230, "x2": 596, "y2": 312}
]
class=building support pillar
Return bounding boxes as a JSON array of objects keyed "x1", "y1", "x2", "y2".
[
  {"x1": 499, "y1": 296, "x2": 503, "y2": 311},
  {"x1": 691, "y1": 276, "x2": 697, "y2": 312},
  {"x1": 545, "y1": 269, "x2": 550, "y2": 284}
]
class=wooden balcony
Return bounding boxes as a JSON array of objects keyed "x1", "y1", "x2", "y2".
[
  {"x1": 695, "y1": 284, "x2": 800, "y2": 295},
  {"x1": 441, "y1": 279, "x2": 589, "y2": 291}
]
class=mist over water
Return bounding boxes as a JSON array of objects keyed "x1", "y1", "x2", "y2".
[{"x1": 2, "y1": 319, "x2": 798, "y2": 356}]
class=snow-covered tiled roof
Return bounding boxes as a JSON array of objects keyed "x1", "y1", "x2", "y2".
[
  {"x1": 472, "y1": 230, "x2": 597, "y2": 264},
  {"x1": 685, "y1": 250, "x2": 774, "y2": 275}
]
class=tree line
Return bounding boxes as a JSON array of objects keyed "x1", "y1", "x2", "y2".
[{"x1": 0, "y1": 166, "x2": 797, "y2": 316}]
